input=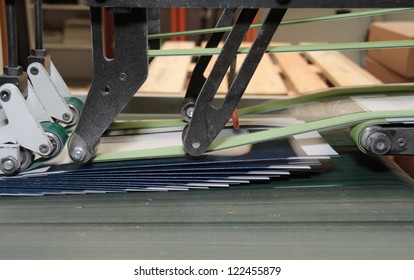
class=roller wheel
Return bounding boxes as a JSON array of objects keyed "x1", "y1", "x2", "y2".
[
  {"x1": 41, "y1": 122, "x2": 69, "y2": 158},
  {"x1": 18, "y1": 148, "x2": 35, "y2": 172},
  {"x1": 65, "y1": 97, "x2": 84, "y2": 126},
  {"x1": 181, "y1": 98, "x2": 196, "y2": 123}
]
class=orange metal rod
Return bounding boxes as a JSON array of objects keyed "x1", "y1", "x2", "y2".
[
  {"x1": 170, "y1": 8, "x2": 178, "y2": 41},
  {"x1": 177, "y1": 8, "x2": 187, "y2": 41}
]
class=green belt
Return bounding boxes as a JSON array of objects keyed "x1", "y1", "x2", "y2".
[{"x1": 149, "y1": 40, "x2": 414, "y2": 57}]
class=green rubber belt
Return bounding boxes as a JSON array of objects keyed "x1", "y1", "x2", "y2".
[
  {"x1": 149, "y1": 40, "x2": 414, "y2": 57},
  {"x1": 238, "y1": 84, "x2": 414, "y2": 116},
  {"x1": 149, "y1": 8, "x2": 414, "y2": 40}
]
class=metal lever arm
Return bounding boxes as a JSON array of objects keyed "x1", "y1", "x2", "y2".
[
  {"x1": 181, "y1": 8, "x2": 237, "y2": 121},
  {"x1": 182, "y1": 9, "x2": 287, "y2": 156},
  {"x1": 68, "y1": 7, "x2": 148, "y2": 162}
]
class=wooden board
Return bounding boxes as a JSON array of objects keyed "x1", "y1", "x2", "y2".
[
  {"x1": 303, "y1": 49, "x2": 382, "y2": 87},
  {"x1": 140, "y1": 41, "x2": 196, "y2": 94},
  {"x1": 272, "y1": 51, "x2": 328, "y2": 95},
  {"x1": 236, "y1": 43, "x2": 287, "y2": 95}
]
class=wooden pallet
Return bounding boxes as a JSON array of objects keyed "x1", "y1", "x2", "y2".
[{"x1": 139, "y1": 41, "x2": 381, "y2": 97}]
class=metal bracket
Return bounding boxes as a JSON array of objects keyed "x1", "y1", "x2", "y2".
[
  {"x1": 182, "y1": 8, "x2": 287, "y2": 156},
  {"x1": 0, "y1": 83, "x2": 53, "y2": 156},
  {"x1": 68, "y1": 7, "x2": 149, "y2": 163},
  {"x1": 359, "y1": 125, "x2": 414, "y2": 156},
  {"x1": 28, "y1": 62, "x2": 74, "y2": 123}
]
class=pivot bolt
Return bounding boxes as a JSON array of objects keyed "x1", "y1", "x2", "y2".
[
  {"x1": 368, "y1": 132, "x2": 391, "y2": 155},
  {"x1": 3, "y1": 159, "x2": 16, "y2": 171},
  {"x1": 180, "y1": 99, "x2": 196, "y2": 122},
  {"x1": 62, "y1": 113, "x2": 72, "y2": 122},
  {"x1": 39, "y1": 144, "x2": 50, "y2": 154},
  {"x1": 30, "y1": 67, "x2": 39, "y2": 75},
  {"x1": 1, "y1": 90, "x2": 11, "y2": 102},
  {"x1": 71, "y1": 147, "x2": 86, "y2": 162},
  {"x1": 192, "y1": 141, "x2": 201, "y2": 149},
  {"x1": 0, "y1": 157, "x2": 19, "y2": 175},
  {"x1": 186, "y1": 107, "x2": 194, "y2": 119}
]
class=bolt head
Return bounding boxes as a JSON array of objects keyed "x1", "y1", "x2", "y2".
[
  {"x1": 119, "y1": 72, "x2": 127, "y2": 81},
  {"x1": 3, "y1": 159, "x2": 15, "y2": 171},
  {"x1": 186, "y1": 107, "x2": 194, "y2": 118},
  {"x1": 71, "y1": 147, "x2": 86, "y2": 162},
  {"x1": 0, "y1": 157, "x2": 19, "y2": 174},
  {"x1": 1, "y1": 90, "x2": 11, "y2": 102},
  {"x1": 39, "y1": 144, "x2": 50, "y2": 154},
  {"x1": 30, "y1": 67, "x2": 39, "y2": 75},
  {"x1": 62, "y1": 113, "x2": 72, "y2": 122},
  {"x1": 192, "y1": 141, "x2": 201, "y2": 149}
]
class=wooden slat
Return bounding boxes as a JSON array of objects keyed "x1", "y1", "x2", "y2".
[
  {"x1": 140, "y1": 41, "x2": 195, "y2": 94},
  {"x1": 272, "y1": 51, "x2": 328, "y2": 95},
  {"x1": 236, "y1": 43, "x2": 287, "y2": 95},
  {"x1": 304, "y1": 50, "x2": 382, "y2": 86}
]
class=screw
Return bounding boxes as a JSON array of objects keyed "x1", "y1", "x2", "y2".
[
  {"x1": 0, "y1": 157, "x2": 19, "y2": 174},
  {"x1": 181, "y1": 100, "x2": 195, "y2": 122},
  {"x1": 192, "y1": 141, "x2": 201, "y2": 149},
  {"x1": 39, "y1": 144, "x2": 50, "y2": 154},
  {"x1": 397, "y1": 138, "x2": 407, "y2": 148},
  {"x1": 71, "y1": 147, "x2": 86, "y2": 162},
  {"x1": 119, "y1": 73, "x2": 127, "y2": 82},
  {"x1": 62, "y1": 113, "x2": 72, "y2": 122},
  {"x1": 186, "y1": 107, "x2": 194, "y2": 118},
  {"x1": 1, "y1": 90, "x2": 11, "y2": 102},
  {"x1": 2, "y1": 159, "x2": 16, "y2": 171},
  {"x1": 30, "y1": 67, "x2": 39, "y2": 75},
  {"x1": 376, "y1": 141, "x2": 385, "y2": 151}
]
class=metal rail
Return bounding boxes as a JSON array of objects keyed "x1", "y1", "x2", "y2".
[{"x1": 85, "y1": 0, "x2": 414, "y2": 8}]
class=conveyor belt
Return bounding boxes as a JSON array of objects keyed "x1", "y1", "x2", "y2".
[{"x1": 0, "y1": 133, "x2": 413, "y2": 259}]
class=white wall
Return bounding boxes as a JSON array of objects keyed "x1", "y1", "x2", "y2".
[{"x1": 384, "y1": 11, "x2": 414, "y2": 21}]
